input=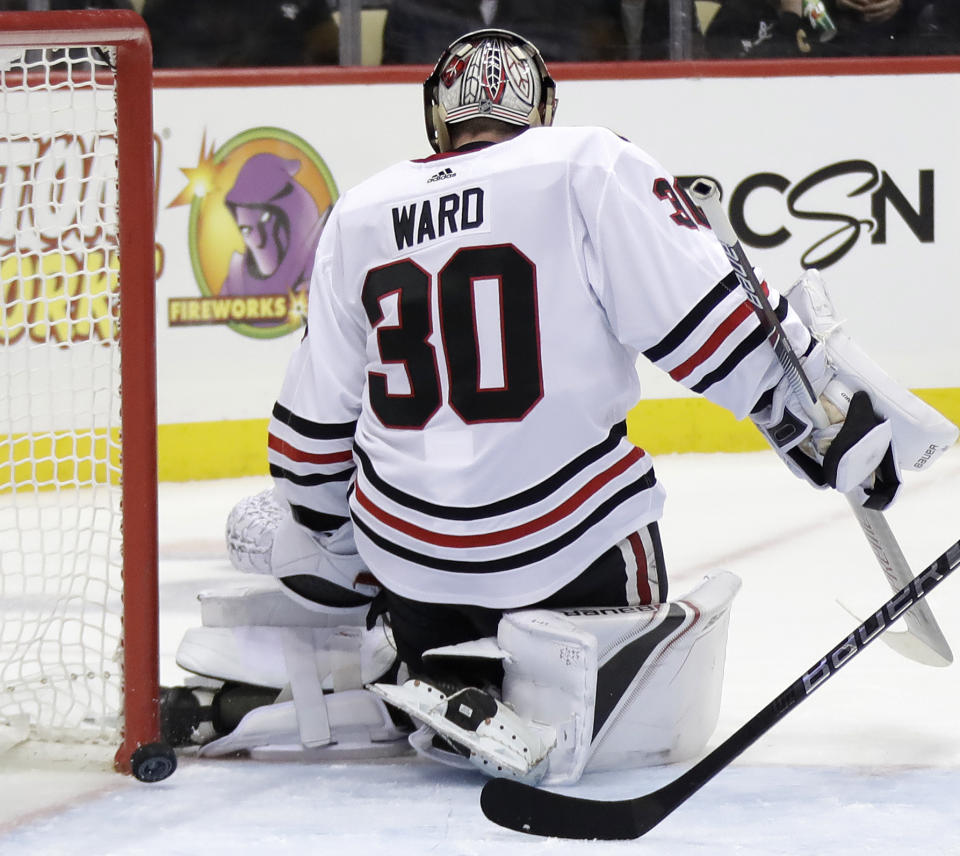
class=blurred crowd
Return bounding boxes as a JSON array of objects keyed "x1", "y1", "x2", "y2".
[
  {"x1": 1, "y1": 0, "x2": 958, "y2": 64},
  {"x1": 705, "y1": 0, "x2": 960, "y2": 58}
]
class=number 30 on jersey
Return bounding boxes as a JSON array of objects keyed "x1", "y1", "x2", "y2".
[{"x1": 361, "y1": 244, "x2": 544, "y2": 429}]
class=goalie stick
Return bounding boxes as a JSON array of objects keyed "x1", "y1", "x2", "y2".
[
  {"x1": 480, "y1": 538, "x2": 960, "y2": 840},
  {"x1": 687, "y1": 178, "x2": 952, "y2": 668}
]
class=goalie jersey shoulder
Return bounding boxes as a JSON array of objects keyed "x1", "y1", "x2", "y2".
[{"x1": 330, "y1": 125, "x2": 668, "y2": 260}]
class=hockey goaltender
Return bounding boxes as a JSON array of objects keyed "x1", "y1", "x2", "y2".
[{"x1": 160, "y1": 29, "x2": 958, "y2": 786}]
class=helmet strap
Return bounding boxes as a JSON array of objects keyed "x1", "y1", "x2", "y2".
[{"x1": 433, "y1": 104, "x2": 453, "y2": 153}]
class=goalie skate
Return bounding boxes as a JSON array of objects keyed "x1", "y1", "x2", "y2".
[{"x1": 369, "y1": 680, "x2": 555, "y2": 782}]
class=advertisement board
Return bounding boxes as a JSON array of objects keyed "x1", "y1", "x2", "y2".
[{"x1": 146, "y1": 59, "x2": 960, "y2": 476}]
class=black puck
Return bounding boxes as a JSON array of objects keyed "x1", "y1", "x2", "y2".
[{"x1": 130, "y1": 742, "x2": 177, "y2": 783}]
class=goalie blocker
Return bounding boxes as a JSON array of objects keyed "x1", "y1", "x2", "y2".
[
  {"x1": 371, "y1": 571, "x2": 740, "y2": 784},
  {"x1": 751, "y1": 269, "x2": 958, "y2": 507}
]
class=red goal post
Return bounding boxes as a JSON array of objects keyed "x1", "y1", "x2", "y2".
[{"x1": 0, "y1": 11, "x2": 164, "y2": 777}]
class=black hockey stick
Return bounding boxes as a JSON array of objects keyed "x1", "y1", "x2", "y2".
[
  {"x1": 687, "y1": 178, "x2": 952, "y2": 668},
  {"x1": 479, "y1": 538, "x2": 960, "y2": 840},
  {"x1": 688, "y1": 179, "x2": 818, "y2": 410}
]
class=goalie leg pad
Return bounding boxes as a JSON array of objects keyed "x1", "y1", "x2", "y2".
[
  {"x1": 175, "y1": 622, "x2": 397, "y2": 692},
  {"x1": 172, "y1": 619, "x2": 407, "y2": 760},
  {"x1": 196, "y1": 578, "x2": 367, "y2": 629},
  {"x1": 371, "y1": 571, "x2": 740, "y2": 786},
  {"x1": 197, "y1": 689, "x2": 410, "y2": 760},
  {"x1": 497, "y1": 570, "x2": 741, "y2": 784}
]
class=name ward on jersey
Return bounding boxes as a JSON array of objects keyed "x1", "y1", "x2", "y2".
[{"x1": 391, "y1": 186, "x2": 485, "y2": 250}]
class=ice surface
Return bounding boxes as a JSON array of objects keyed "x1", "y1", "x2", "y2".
[{"x1": 1, "y1": 450, "x2": 958, "y2": 854}]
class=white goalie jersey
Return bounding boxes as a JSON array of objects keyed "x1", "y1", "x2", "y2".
[{"x1": 268, "y1": 125, "x2": 809, "y2": 607}]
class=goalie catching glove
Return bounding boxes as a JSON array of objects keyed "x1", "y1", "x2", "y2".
[
  {"x1": 752, "y1": 269, "x2": 958, "y2": 510},
  {"x1": 225, "y1": 488, "x2": 379, "y2": 616}
]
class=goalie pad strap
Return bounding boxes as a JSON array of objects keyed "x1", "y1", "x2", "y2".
[{"x1": 282, "y1": 628, "x2": 332, "y2": 747}]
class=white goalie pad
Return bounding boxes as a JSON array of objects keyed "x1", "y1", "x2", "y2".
[
  {"x1": 176, "y1": 621, "x2": 397, "y2": 691},
  {"x1": 174, "y1": 606, "x2": 405, "y2": 761},
  {"x1": 503, "y1": 570, "x2": 740, "y2": 784},
  {"x1": 371, "y1": 571, "x2": 741, "y2": 786},
  {"x1": 196, "y1": 577, "x2": 367, "y2": 629},
  {"x1": 171, "y1": 569, "x2": 401, "y2": 761},
  {"x1": 784, "y1": 270, "x2": 958, "y2": 471},
  {"x1": 197, "y1": 689, "x2": 410, "y2": 761}
]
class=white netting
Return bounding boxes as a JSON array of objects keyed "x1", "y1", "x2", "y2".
[{"x1": 0, "y1": 44, "x2": 125, "y2": 747}]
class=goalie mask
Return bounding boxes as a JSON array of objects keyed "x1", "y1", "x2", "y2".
[{"x1": 424, "y1": 29, "x2": 557, "y2": 153}]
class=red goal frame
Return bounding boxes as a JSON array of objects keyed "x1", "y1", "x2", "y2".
[{"x1": 0, "y1": 10, "x2": 159, "y2": 775}]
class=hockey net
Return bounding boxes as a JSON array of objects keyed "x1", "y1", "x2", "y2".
[{"x1": 0, "y1": 11, "x2": 159, "y2": 773}]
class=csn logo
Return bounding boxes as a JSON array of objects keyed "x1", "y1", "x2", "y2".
[{"x1": 678, "y1": 160, "x2": 933, "y2": 269}]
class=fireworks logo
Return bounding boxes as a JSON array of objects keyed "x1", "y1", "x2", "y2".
[{"x1": 168, "y1": 127, "x2": 337, "y2": 339}]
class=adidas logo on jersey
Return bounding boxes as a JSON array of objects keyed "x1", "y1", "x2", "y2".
[{"x1": 428, "y1": 167, "x2": 456, "y2": 183}]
